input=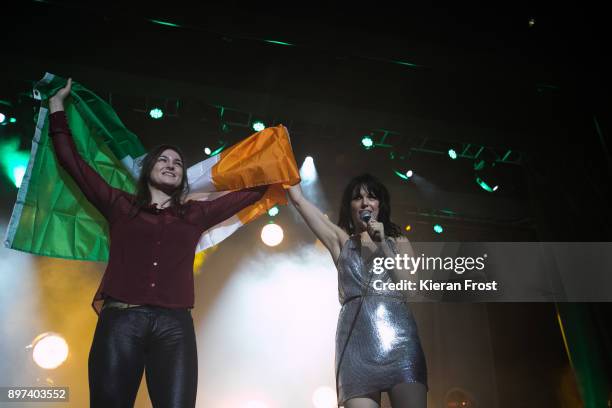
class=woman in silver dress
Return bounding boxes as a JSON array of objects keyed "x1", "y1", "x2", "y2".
[{"x1": 288, "y1": 173, "x2": 427, "y2": 408}]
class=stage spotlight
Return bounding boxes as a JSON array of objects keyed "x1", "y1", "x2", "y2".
[
  {"x1": 261, "y1": 223, "x2": 284, "y2": 247},
  {"x1": 393, "y1": 170, "x2": 413, "y2": 180},
  {"x1": 13, "y1": 165, "x2": 26, "y2": 188},
  {"x1": 474, "y1": 158, "x2": 500, "y2": 192},
  {"x1": 210, "y1": 145, "x2": 226, "y2": 156},
  {"x1": 268, "y1": 206, "x2": 279, "y2": 217},
  {"x1": 9, "y1": 117, "x2": 16, "y2": 123},
  {"x1": 0, "y1": 138, "x2": 30, "y2": 187},
  {"x1": 361, "y1": 136, "x2": 374, "y2": 149},
  {"x1": 204, "y1": 142, "x2": 226, "y2": 157},
  {"x1": 448, "y1": 149, "x2": 458, "y2": 159},
  {"x1": 433, "y1": 224, "x2": 444, "y2": 234},
  {"x1": 405, "y1": 224, "x2": 412, "y2": 232},
  {"x1": 300, "y1": 156, "x2": 317, "y2": 182},
  {"x1": 476, "y1": 177, "x2": 498, "y2": 192},
  {"x1": 149, "y1": 107, "x2": 163, "y2": 119},
  {"x1": 29, "y1": 332, "x2": 69, "y2": 369},
  {"x1": 312, "y1": 386, "x2": 336, "y2": 408},
  {"x1": 252, "y1": 120, "x2": 265, "y2": 132},
  {"x1": 265, "y1": 39, "x2": 293, "y2": 46},
  {"x1": 0, "y1": 113, "x2": 6, "y2": 124},
  {"x1": 149, "y1": 19, "x2": 181, "y2": 28}
]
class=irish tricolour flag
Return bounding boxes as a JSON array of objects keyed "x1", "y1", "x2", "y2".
[{"x1": 4, "y1": 73, "x2": 300, "y2": 261}]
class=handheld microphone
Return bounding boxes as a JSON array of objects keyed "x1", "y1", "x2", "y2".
[
  {"x1": 360, "y1": 210, "x2": 372, "y2": 223},
  {"x1": 360, "y1": 210, "x2": 382, "y2": 240}
]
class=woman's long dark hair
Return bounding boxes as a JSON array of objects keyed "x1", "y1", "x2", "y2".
[
  {"x1": 129, "y1": 144, "x2": 190, "y2": 218},
  {"x1": 337, "y1": 173, "x2": 403, "y2": 238}
]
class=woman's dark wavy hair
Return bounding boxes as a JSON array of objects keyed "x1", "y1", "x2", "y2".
[
  {"x1": 337, "y1": 173, "x2": 403, "y2": 238},
  {"x1": 129, "y1": 144, "x2": 190, "y2": 218}
]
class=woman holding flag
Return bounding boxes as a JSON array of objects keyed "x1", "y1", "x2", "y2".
[
  {"x1": 48, "y1": 78, "x2": 269, "y2": 408},
  {"x1": 288, "y1": 174, "x2": 428, "y2": 408}
]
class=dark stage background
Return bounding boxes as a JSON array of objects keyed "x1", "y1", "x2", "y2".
[{"x1": 1, "y1": 2, "x2": 611, "y2": 407}]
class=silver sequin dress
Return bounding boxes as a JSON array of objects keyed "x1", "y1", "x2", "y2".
[{"x1": 335, "y1": 236, "x2": 427, "y2": 404}]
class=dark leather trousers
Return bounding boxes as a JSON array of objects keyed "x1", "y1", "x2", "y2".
[{"x1": 88, "y1": 305, "x2": 197, "y2": 408}]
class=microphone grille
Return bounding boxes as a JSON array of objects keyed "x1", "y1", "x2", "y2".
[{"x1": 360, "y1": 210, "x2": 372, "y2": 222}]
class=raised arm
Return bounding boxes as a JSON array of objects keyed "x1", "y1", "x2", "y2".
[
  {"x1": 288, "y1": 183, "x2": 348, "y2": 262},
  {"x1": 192, "y1": 185, "x2": 268, "y2": 230},
  {"x1": 48, "y1": 79, "x2": 122, "y2": 220}
]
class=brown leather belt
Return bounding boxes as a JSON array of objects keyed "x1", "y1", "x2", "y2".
[{"x1": 101, "y1": 298, "x2": 143, "y2": 310}]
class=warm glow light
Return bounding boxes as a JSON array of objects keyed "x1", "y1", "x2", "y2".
[
  {"x1": 193, "y1": 244, "x2": 340, "y2": 406},
  {"x1": 261, "y1": 223, "x2": 284, "y2": 247},
  {"x1": 31, "y1": 333, "x2": 69, "y2": 369}
]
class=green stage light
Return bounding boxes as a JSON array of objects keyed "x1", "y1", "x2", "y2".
[
  {"x1": 433, "y1": 224, "x2": 443, "y2": 234},
  {"x1": 149, "y1": 19, "x2": 181, "y2": 28},
  {"x1": 12, "y1": 165, "x2": 26, "y2": 188},
  {"x1": 252, "y1": 121, "x2": 265, "y2": 132},
  {"x1": 0, "y1": 138, "x2": 30, "y2": 188},
  {"x1": 264, "y1": 39, "x2": 293, "y2": 46},
  {"x1": 210, "y1": 144, "x2": 226, "y2": 156},
  {"x1": 476, "y1": 177, "x2": 498, "y2": 193},
  {"x1": 149, "y1": 108, "x2": 163, "y2": 119},
  {"x1": 394, "y1": 170, "x2": 407, "y2": 180},
  {"x1": 361, "y1": 136, "x2": 374, "y2": 149},
  {"x1": 9, "y1": 117, "x2": 16, "y2": 123},
  {"x1": 448, "y1": 149, "x2": 457, "y2": 159},
  {"x1": 268, "y1": 206, "x2": 279, "y2": 217},
  {"x1": 393, "y1": 170, "x2": 413, "y2": 180}
]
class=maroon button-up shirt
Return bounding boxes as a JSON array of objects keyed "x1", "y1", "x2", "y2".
[{"x1": 49, "y1": 111, "x2": 267, "y2": 314}]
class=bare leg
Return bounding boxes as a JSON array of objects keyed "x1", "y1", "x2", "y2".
[
  {"x1": 389, "y1": 382, "x2": 427, "y2": 408},
  {"x1": 344, "y1": 391, "x2": 381, "y2": 408}
]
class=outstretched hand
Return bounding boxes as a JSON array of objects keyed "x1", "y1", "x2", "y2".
[{"x1": 49, "y1": 78, "x2": 72, "y2": 113}]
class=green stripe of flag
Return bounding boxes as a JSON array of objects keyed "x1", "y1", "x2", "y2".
[{"x1": 4, "y1": 73, "x2": 146, "y2": 261}]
